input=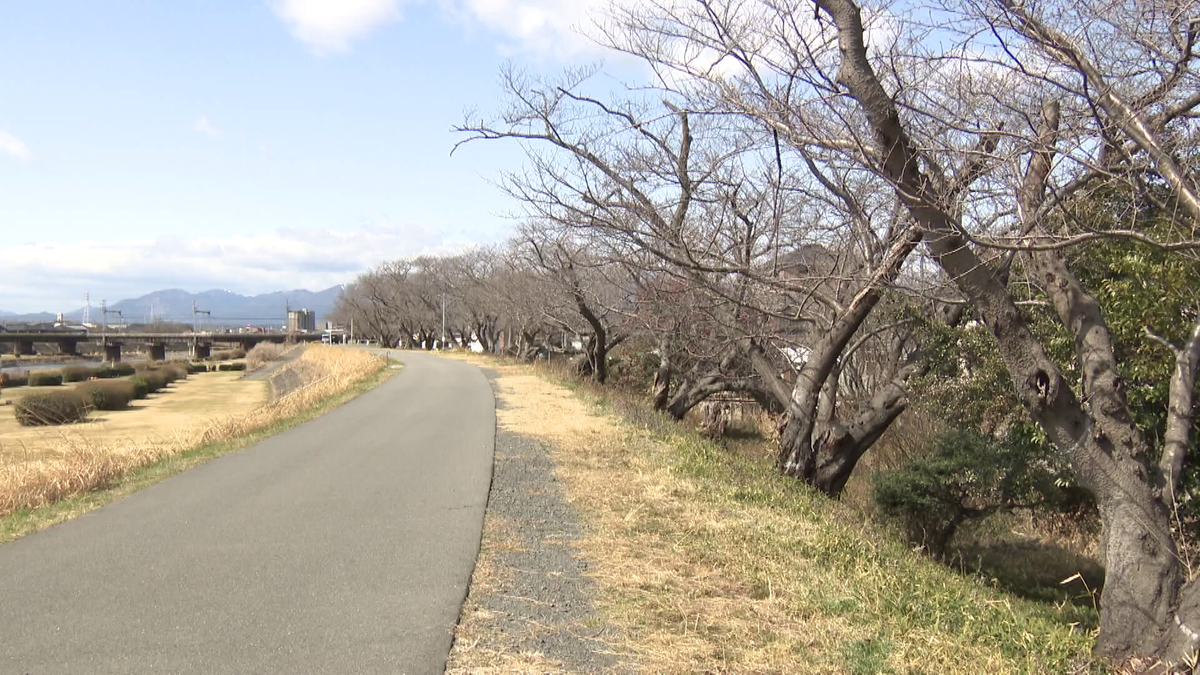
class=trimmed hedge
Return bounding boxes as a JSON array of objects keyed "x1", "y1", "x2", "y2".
[
  {"x1": 217, "y1": 362, "x2": 246, "y2": 372},
  {"x1": 163, "y1": 365, "x2": 189, "y2": 382},
  {"x1": 230, "y1": 348, "x2": 247, "y2": 359},
  {"x1": 77, "y1": 380, "x2": 136, "y2": 411},
  {"x1": 0, "y1": 372, "x2": 29, "y2": 388},
  {"x1": 92, "y1": 366, "x2": 120, "y2": 379},
  {"x1": 111, "y1": 363, "x2": 136, "y2": 377},
  {"x1": 129, "y1": 371, "x2": 167, "y2": 399},
  {"x1": 28, "y1": 372, "x2": 64, "y2": 387},
  {"x1": 14, "y1": 390, "x2": 90, "y2": 426},
  {"x1": 185, "y1": 362, "x2": 208, "y2": 374},
  {"x1": 60, "y1": 365, "x2": 95, "y2": 382}
]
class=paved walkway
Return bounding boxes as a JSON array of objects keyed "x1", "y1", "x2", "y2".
[{"x1": 0, "y1": 350, "x2": 494, "y2": 674}]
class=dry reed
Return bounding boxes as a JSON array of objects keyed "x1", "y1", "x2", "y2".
[
  {"x1": 0, "y1": 346, "x2": 384, "y2": 520},
  {"x1": 245, "y1": 342, "x2": 286, "y2": 371}
]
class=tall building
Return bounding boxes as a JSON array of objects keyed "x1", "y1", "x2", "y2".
[{"x1": 287, "y1": 308, "x2": 316, "y2": 332}]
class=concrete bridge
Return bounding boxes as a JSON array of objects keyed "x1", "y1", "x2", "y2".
[{"x1": 0, "y1": 329, "x2": 322, "y2": 362}]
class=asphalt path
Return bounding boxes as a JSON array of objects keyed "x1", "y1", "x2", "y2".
[{"x1": 0, "y1": 350, "x2": 495, "y2": 674}]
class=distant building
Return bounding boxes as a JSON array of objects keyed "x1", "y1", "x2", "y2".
[{"x1": 287, "y1": 308, "x2": 316, "y2": 333}]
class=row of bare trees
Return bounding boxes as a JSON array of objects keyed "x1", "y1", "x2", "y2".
[{"x1": 340, "y1": 0, "x2": 1200, "y2": 664}]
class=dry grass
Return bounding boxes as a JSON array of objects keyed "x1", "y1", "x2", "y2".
[
  {"x1": 201, "y1": 346, "x2": 382, "y2": 441},
  {"x1": 445, "y1": 354, "x2": 1096, "y2": 674},
  {"x1": 0, "y1": 374, "x2": 266, "y2": 462},
  {"x1": 245, "y1": 342, "x2": 287, "y2": 370},
  {"x1": 0, "y1": 346, "x2": 384, "y2": 521}
]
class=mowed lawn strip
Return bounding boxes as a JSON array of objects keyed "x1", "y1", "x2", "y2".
[
  {"x1": 0, "y1": 350, "x2": 395, "y2": 544},
  {"x1": 0, "y1": 372, "x2": 267, "y2": 462},
  {"x1": 445, "y1": 353, "x2": 1096, "y2": 675}
]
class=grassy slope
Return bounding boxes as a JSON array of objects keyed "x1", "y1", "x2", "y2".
[
  {"x1": 462, "y1": 355, "x2": 1098, "y2": 674},
  {"x1": 0, "y1": 360, "x2": 395, "y2": 544}
]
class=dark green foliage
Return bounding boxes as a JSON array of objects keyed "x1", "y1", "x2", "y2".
[
  {"x1": 91, "y1": 366, "x2": 119, "y2": 379},
  {"x1": 185, "y1": 362, "x2": 207, "y2": 374},
  {"x1": 77, "y1": 380, "x2": 136, "y2": 411},
  {"x1": 871, "y1": 427, "x2": 1070, "y2": 558},
  {"x1": 0, "y1": 372, "x2": 29, "y2": 388},
  {"x1": 208, "y1": 351, "x2": 232, "y2": 361},
  {"x1": 217, "y1": 362, "x2": 246, "y2": 372},
  {"x1": 14, "y1": 390, "x2": 90, "y2": 426},
  {"x1": 230, "y1": 348, "x2": 247, "y2": 359},
  {"x1": 28, "y1": 372, "x2": 63, "y2": 387}
]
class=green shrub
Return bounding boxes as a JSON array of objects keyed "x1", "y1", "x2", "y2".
[
  {"x1": 77, "y1": 380, "x2": 136, "y2": 411},
  {"x1": 92, "y1": 366, "x2": 119, "y2": 379},
  {"x1": 218, "y1": 362, "x2": 246, "y2": 372},
  {"x1": 871, "y1": 427, "x2": 1071, "y2": 558},
  {"x1": 185, "y1": 362, "x2": 208, "y2": 374},
  {"x1": 60, "y1": 365, "x2": 95, "y2": 382},
  {"x1": 14, "y1": 390, "x2": 89, "y2": 426},
  {"x1": 230, "y1": 348, "x2": 247, "y2": 359},
  {"x1": 208, "y1": 351, "x2": 232, "y2": 362},
  {"x1": 110, "y1": 363, "x2": 136, "y2": 376},
  {"x1": 28, "y1": 372, "x2": 64, "y2": 387},
  {"x1": 0, "y1": 372, "x2": 29, "y2": 388}
]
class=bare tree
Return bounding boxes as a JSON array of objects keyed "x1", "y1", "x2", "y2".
[{"x1": 594, "y1": 0, "x2": 1200, "y2": 662}]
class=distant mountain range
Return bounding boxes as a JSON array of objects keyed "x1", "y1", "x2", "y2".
[{"x1": 1, "y1": 287, "x2": 343, "y2": 326}]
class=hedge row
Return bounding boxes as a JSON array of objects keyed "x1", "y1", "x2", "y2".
[
  {"x1": 1, "y1": 363, "x2": 139, "y2": 389},
  {"x1": 29, "y1": 372, "x2": 63, "y2": 387},
  {"x1": 77, "y1": 380, "x2": 137, "y2": 411},
  {"x1": 15, "y1": 391, "x2": 90, "y2": 426}
]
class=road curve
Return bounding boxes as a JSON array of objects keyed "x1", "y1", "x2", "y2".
[{"x1": 0, "y1": 350, "x2": 494, "y2": 674}]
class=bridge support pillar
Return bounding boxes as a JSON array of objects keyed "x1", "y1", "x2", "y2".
[
  {"x1": 191, "y1": 342, "x2": 211, "y2": 360},
  {"x1": 59, "y1": 339, "x2": 78, "y2": 356},
  {"x1": 149, "y1": 343, "x2": 167, "y2": 361},
  {"x1": 13, "y1": 340, "x2": 35, "y2": 356},
  {"x1": 104, "y1": 343, "x2": 122, "y2": 363}
]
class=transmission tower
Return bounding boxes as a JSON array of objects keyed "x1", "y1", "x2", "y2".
[{"x1": 83, "y1": 292, "x2": 91, "y2": 325}]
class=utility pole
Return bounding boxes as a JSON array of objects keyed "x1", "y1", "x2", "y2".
[{"x1": 192, "y1": 302, "x2": 211, "y2": 333}]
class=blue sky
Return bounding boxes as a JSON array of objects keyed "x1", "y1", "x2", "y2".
[{"x1": 0, "y1": 0, "x2": 630, "y2": 313}]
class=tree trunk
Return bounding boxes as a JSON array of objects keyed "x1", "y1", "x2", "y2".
[
  {"x1": 814, "y1": 0, "x2": 1190, "y2": 657},
  {"x1": 652, "y1": 345, "x2": 671, "y2": 411}
]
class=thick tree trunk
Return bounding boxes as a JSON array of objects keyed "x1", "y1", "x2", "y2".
[
  {"x1": 775, "y1": 381, "x2": 908, "y2": 496},
  {"x1": 814, "y1": 0, "x2": 1190, "y2": 657}
]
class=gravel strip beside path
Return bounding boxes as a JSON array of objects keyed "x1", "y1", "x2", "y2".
[{"x1": 447, "y1": 370, "x2": 625, "y2": 673}]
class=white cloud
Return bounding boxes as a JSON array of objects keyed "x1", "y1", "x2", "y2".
[
  {"x1": 271, "y1": 0, "x2": 405, "y2": 53},
  {"x1": 440, "y1": 0, "x2": 635, "y2": 59},
  {"x1": 0, "y1": 224, "x2": 470, "y2": 313},
  {"x1": 193, "y1": 115, "x2": 222, "y2": 138},
  {"x1": 0, "y1": 131, "x2": 31, "y2": 161}
]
